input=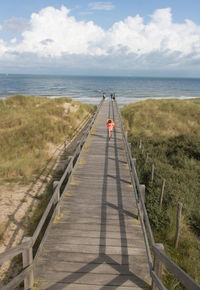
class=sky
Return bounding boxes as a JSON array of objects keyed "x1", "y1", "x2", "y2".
[{"x1": 0, "y1": 0, "x2": 200, "y2": 77}]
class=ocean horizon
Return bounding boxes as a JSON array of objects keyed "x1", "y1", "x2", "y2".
[{"x1": 0, "y1": 74, "x2": 200, "y2": 106}]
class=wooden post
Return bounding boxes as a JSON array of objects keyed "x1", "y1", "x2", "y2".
[
  {"x1": 53, "y1": 181, "x2": 59, "y2": 194},
  {"x1": 139, "y1": 139, "x2": 142, "y2": 149},
  {"x1": 159, "y1": 179, "x2": 166, "y2": 209},
  {"x1": 22, "y1": 237, "x2": 34, "y2": 290},
  {"x1": 152, "y1": 243, "x2": 164, "y2": 290},
  {"x1": 175, "y1": 202, "x2": 183, "y2": 249},
  {"x1": 77, "y1": 141, "x2": 81, "y2": 154},
  {"x1": 132, "y1": 158, "x2": 136, "y2": 168},
  {"x1": 142, "y1": 145, "x2": 144, "y2": 154},
  {"x1": 131, "y1": 158, "x2": 136, "y2": 177},
  {"x1": 53, "y1": 181, "x2": 60, "y2": 216},
  {"x1": 139, "y1": 184, "x2": 145, "y2": 220},
  {"x1": 53, "y1": 181, "x2": 60, "y2": 205},
  {"x1": 68, "y1": 156, "x2": 73, "y2": 172},
  {"x1": 151, "y1": 163, "x2": 155, "y2": 182}
]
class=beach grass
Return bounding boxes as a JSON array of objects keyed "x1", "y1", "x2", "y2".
[
  {"x1": 121, "y1": 98, "x2": 200, "y2": 287},
  {"x1": 0, "y1": 94, "x2": 96, "y2": 184}
]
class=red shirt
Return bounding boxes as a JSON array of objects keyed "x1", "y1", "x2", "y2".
[{"x1": 107, "y1": 122, "x2": 114, "y2": 130}]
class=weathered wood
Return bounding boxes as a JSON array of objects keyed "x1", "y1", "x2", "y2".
[
  {"x1": 22, "y1": 237, "x2": 34, "y2": 290},
  {"x1": 152, "y1": 244, "x2": 200, "y2": 290},
  {"x1": 33, "y1": 100, "x2": 151, "y2": 289},
  {"x1": 53, "y1": 181, "x2": 60, "y2": 210},
  {"x1": 130, "y1": 153, "x2": 155, "y2": 247},
  {"x1": 132, "y1": 158, "x2": 136, "y2": 168},
  {"x1": 1, "y1": 267, "x2": 31, "y2": 290},
  {"x1": 139, "y1": 184, "x2": 146, "y2": 220},
  {"x1": 0, "y1": 239, "x2": 32, "y2": 265},
  {"x1": 175, "y1": 202, "x2": 183, "y2": 249},
  {"x1": 32, "y1": 156, "x2": 75, "y2": 244},
  {"x1": 152, "y1": 243, "x2": 164, "y2": 290},
  {"x1": 139, "y1": 139, "x2": 142, "y2": 149},
  {"x1": 0, "y1": 100, "x2": 103, "y2": 290}
]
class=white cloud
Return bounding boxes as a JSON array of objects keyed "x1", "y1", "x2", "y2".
[
  {"x1": 1, "y1": 6, "x2": 200, "y2": 74},
  {"x1": 11, "y1": 6, "x2": 106, "y2": 57},
  {"x1": 88, "y1": 2, "x2": 114, "y2": 11}
]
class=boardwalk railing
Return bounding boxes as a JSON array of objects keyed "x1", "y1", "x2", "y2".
[
  {"x1": 1, "y1": 99, "x2": 199, "y2": 290},
  {"x1": 0, "y1": 100, "x2": 103, "y2": 290},
  {"x1": 116, "y1": 102, "x2": 200, "y2": 290}
]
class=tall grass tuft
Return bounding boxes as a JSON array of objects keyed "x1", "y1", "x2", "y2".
[
  {"x1": 121, "y1": 98, "x2": 200, "y2": 287},
  {"x1": 0, "y1": 95, "x2": 96, "y2": 184}
]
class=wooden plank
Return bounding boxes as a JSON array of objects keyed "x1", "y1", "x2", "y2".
[
  {"x1": 33, "y1": 100, "x2": 151, "y2": 289},
  {"x1": 35, "y1": 283, "x2": 142, "y2": 290},
  {"x1": 35, "y1": 272, "x2": 148, "y2": 288}
]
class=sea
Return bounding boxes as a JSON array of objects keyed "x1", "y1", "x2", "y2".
[{"x1": 0, "y1": 74, "x2": 200, "y2": 107}]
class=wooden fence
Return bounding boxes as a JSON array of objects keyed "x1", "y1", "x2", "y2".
[
  {"x1": 0, "y1": 100, "x2": 103, "y2": 290},
  {"x1": 116, "y1": 103, "x2": 200, "y2": 290},
  {"x1": 0, "y1": 99, "x2": 199, "y2": 290}
]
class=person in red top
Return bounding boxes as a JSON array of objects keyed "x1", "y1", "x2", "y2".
[{"x1": 106, "y1": 119, "x2": 115, "y2": 140}]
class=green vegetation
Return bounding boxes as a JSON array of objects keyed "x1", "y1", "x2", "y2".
[
  {"x1": 0, "y1": 94, "x2": 96, "y2": 184},
  {"x1": 121, "y1": 98, "x2": 200, "y2": 288}
]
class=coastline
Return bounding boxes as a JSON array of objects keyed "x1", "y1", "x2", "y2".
[{"x1": 1, "y1": 75, "x2": 200, "y2": 106}]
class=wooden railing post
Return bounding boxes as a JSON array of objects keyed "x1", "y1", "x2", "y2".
[
  {"x1": 53, "y1": 181, "x2": 60, "y2": 216},
  {"x1": 139, "y1": 139, "x2": 142, "y2": 149},
  {"x1": 152, "y1": 243, "x2": 164, "y2": 290},
  {"x1": 53, "y1": 181, "x2": 60, "y2": 201},
  {"x1": 139, "y1": 184, "x2": 145, "y2": 220},
  {"x1": 132, "y1": 158, "x2": 136, "y2": 168},
  {"x1": 22, "y1": 237, "x2": 33, "y2": 290}
]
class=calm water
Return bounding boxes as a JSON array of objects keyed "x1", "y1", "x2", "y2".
[{"x1": 0, "y1": 74, "x2": 200, "y2": 106}]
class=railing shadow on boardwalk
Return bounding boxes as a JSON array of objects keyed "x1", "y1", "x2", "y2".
[
  {"x1": 45, "y1": 102, "x2": 148, "y2": 290},
  {"x1": 0, "y1": 117, "x2": 91, "y2": 286},
  {"x1": 1, "y1": 100, "x2": 198, "y2": 289}
]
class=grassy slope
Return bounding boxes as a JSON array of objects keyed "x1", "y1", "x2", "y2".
[
  {"x1": 0, "y1": 95, "x2": 96, "y2": 184},
  {"x1": 121, "y1": 98, "x2": 200, "y2": 288},
  {"x1": 0, "y1": 95, "x2": 96, "y2": 284}
]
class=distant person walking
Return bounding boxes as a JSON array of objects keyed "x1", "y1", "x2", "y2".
[{"x1": 106, "y1": 119, "x2": 115, "y2": 140}]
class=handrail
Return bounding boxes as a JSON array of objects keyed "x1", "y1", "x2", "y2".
[
  {"x1": 115, "y1": 101, "x2": 154, "y2": 269},
  {"x1": 0, "y1": 99, "x2": 103, "y2": 290},
  {"x1": 152, "y1": 245, "x2": 200, "y2": 290},
  {"x1": 1, "y1": 266, "x2": 31, "y2": 290},
  {"x1": 0, "y1": 239, "x2": 32, "y2": 265},
  {"x1": 115, "y1": 101, "x2": 200, "y2": 290}
]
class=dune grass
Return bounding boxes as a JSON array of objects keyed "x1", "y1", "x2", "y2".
[
  {"x1": 0, "y1": 94, "x2": 96, "y2": 184},
  {"x1": 121, "y1": 98, "x2": 200, "y2": 288}
]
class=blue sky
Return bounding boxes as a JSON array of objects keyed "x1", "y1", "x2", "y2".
[{"x1": 0, "y1": 0, "x2": 200, "y2": 76}]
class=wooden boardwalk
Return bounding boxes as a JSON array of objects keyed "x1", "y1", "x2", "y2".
[{"x1": 33, "y1": 100, "x2": 151, "y2": 290}]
